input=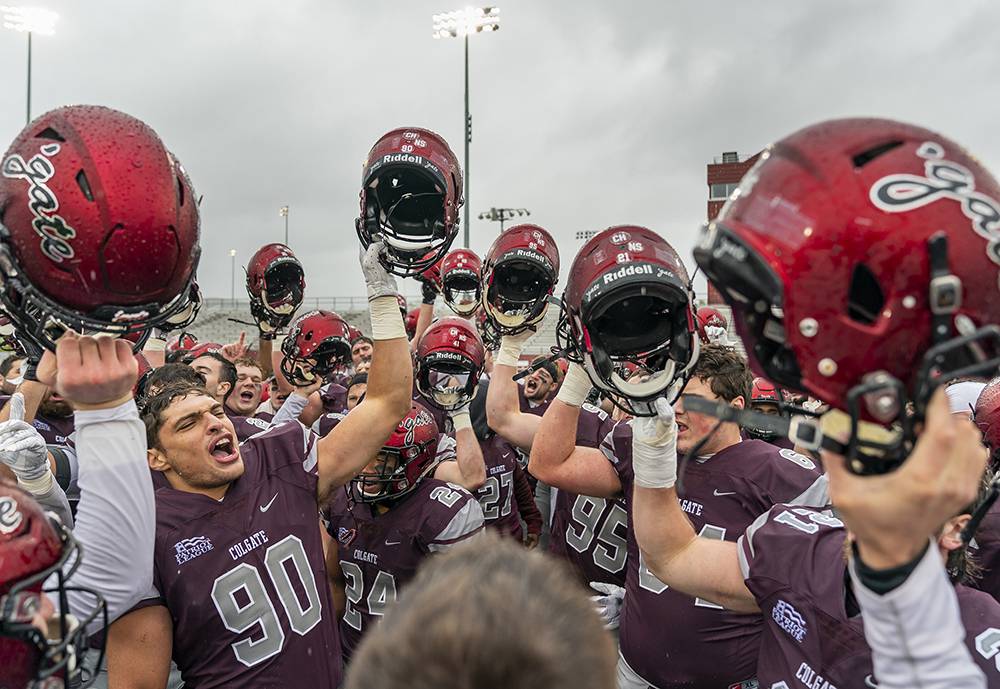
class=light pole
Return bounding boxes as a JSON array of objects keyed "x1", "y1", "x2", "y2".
[
  {"x1": 279, "y1": 205, "x2": 289, "y2": 246},
  {"x1": 1, "y1": 6, "x2": 58, "y2": 124},
  {"x1": 432, "y1": 6, "x2": 500, "y2": 249},
  {"x1": 478, "y1": 207, "x2": 529, "y2": 233},
  {"x1": 229, "y1": 249, "x2": 237, "y2": 303}
]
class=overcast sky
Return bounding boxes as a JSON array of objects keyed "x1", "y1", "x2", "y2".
[{"x1": 1, "y1": 0, "x2": 997, "y2": 300}]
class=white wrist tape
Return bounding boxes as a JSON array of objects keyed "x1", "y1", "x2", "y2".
[
  {"x1": 496, "y1": 338, "x2": 525, "y2": 368},
  {"x1": 17, "y1": 470, "x2": 54, "y2": 496},
  {"x1": 631, "y1": 409, "x2": 678, "y2": 489},
  {"x1": 143, "y1": 337, "x2": 167, "y2": 352},
  {"x1": 556, "y1": 363, "x2": 592, "y2": 407},
  {"x1": 369, "y1": 295, "x2": 407, "y2": 341},
  {"x1": 450, "y1": 410, "x2": 472, "y2": 431}
]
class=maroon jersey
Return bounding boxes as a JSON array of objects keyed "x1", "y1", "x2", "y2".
[
  {"x1": 739, "y1": 505, "x2": 871, "y2": 688},
  {"x1": 32, "y1": 412, "x2": 74, "y2": 446},
  {"x1": 970, "y1": 501, "x2": 1000, "y2": 603},
  {"x1": 225, "y1": 406, "x2": 271, "y2": 442},
  {"x1": 518, "y1": 384, "x2": 551, "y2": 417},
  {"x1": 741, "y1": 505, "x2": 1000, "y2": 689},
  {"x1": 142, "y1": 422, "x2": 342, "y2": 688},
  {"x1": 603, "y1": 427, "x2": 829, "y2": 689},
  {"x1": 320, "y1": 383, "x2": 347, "y2": 415},
  {"x1": 474, "y1": 433, "x2": 526, "y2": 539},
  {"x1": 313, "y1": 411, "x2": 346, "y2": 438},
  {"x1": 548, "y1": 404, "x2": 626, "y2": 587},
  {"x1": 327, "y1": 478, "x2": 484, "y2": 661}
]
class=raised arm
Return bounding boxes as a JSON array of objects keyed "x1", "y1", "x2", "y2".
[
  {"x1": 316, "y1": 243, "x2": 413, "y2": 502},
  {"x1": 631, "y1": 399, "x2": 757, "y2": 612},
  {"x1": 485, "y1": 331, "x2": 540, "y2": 451},
  {"x1": 433, "y1": 403, "x2": 487, "y2": 490},
  {"x1": 527, "y1": 363, "x2": 620, "y2": 498}
]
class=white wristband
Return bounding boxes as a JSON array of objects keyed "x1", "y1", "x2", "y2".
[
  {"x1": 17, "y1": 470, "x2": 54, "y2": 496},
  {"x1": 632, "y1": 434, "x2": 678, "y2": 488},
  {"x1": 495, "y1": 339, "x2": 524, "y2": 368},
  {"x1": 556, "y1": 363, "x2": 592, "y2": 407},
  {"x1": 450, "y1": 410, "x2": 472, "y2": 432},
  {"x1": 143, "y1": 337, "x2": 167, "y2": 352},
  {"x1": 369, "y1": 295, "x2": 407, "y2": 341}
]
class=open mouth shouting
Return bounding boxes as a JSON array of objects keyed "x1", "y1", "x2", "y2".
[{"x1": 208, "y1": 433, "x2": 239, "y2": 464}]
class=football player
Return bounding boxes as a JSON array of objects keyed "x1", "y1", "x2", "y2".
[
  {"x1": 685, "y1": 117, "x2": 1000, "y2": 688},
  {"x1": 106, "y1": 242, "x2": 413, "y2": 688},
  {"x1": 326, "y1": 402, "x2": 484, "y2": 662},
  {"x1": 529, "y1": 227, "x2": 828, "y2": 689}
]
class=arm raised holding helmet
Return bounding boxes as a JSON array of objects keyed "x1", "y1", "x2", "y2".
[{"x1": 314, "y1": 243, "x2": 413, "y2": 503}]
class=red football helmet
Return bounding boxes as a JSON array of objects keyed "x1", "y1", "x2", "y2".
[
  {"x1": 245, "y1": 243, "x2": 305, "y2": 332},
  {"x1": 559, "y1": 226, "x2": 698, "y2": 415},
  {"x1": 482, "y1": 225, "x2": 559, "y2": 336},
  {"x1": 744, "y1": 377, "x2": 787, "y2": 442},
  {"x1": 0, "y1": 105, "x2": 201, "y2": 351},
  {"x1": 166, "y1": 332, "x2": 199, "y2": 355},
  {"x1": 405, "y1": 307, "x2": 421, "y2": 341},
  {"x1": 280, "y1": 310, "x2": 352, "y2": 386},
  {"x1": 415, "y1": 317, "x2": 486, "y2": 411},
  {"x1": 183, "y1": 342, "x2": 222, "y2": 362},
  {"x1": 976, "y1": 378, "x2": 1000, "y2": 455},
  {"x1": 694, "y1": 118, "x2": 1000, "y2": 472},
  {"x1": 414, "y1": 251, "x2": 444, "y2": 291},
  {"x1": 356, "y1": 127, "x2": 463, "y2": 277},
  {"x1": 696, "y1": 306, "x2": 729, "y2": 345},
  {"x1": 348, "y1": 402, "x2": 440, "y2": 503},
  {"x1": 133, "y1": 352, "x2": 155, "y2": 400},
  {"x1": 440, "y1": 248, "x2": 482, "y2": 317},
  {"x1": 0, "y1": 483, "x2": 106, "y2": 689}
]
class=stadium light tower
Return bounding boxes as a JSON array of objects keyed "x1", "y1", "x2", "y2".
[
  {"x1": 478, "y1": 206, "x2": 529, "y2": 233},
  {"x1": 1, "y1": 5, "x2": 58, "y2": 124},
  {"x1": 229, "y1": 249, "x2": 237, "y2": 302},
  {"x1": 432, "y1": 6, "x2": 500, "y2": 249},
  {"x1": 279, "y1": 205, "x2": 289, "y2": 245}
]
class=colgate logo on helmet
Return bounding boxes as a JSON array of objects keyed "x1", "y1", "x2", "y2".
[
  {"x1": 870, "y1": 141, "x2": 1000, "y2": 268},
  {"x1": 0, "y1": 496, "x2": 23, "y2": 534},
  {"x1": 2, "y1": 143, "x2": 78, "y2": 264}
]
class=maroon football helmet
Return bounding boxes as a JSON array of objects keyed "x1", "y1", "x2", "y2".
[
  {"x1": 744, "y1": 377, "x2": 787, "y2": 442},
  {"x1": 280, "y1": 310, "x2": 352, "y2": 386},
  {"x1": 415, "y1": 317, "x2": 486, "y2": 411},
  {"x1": 976, "y1": 378, "x2": 1000, "y2": 456},
  {"x1": 696, "y1": 306, "x2": 729, "y2": 345},
  {"x1": 166, "y1": 332, "x2": 198, "y2": 355},
  {"x1": 558, "y1": 226, "x2": 698, "y2": 415},
  {"x1": 405, "y1": 307, "x2": 421, "y2": 341},
  {"x1": 414, "y1": 251, "x2": 444, "y2": 292},
  {"x1": 348, "y1": 402, "x2": 440, "y2": 503},
  {"x1": 482, "y1": 225, "x2": 559, "y2": 336},
  {"x1": 440, "y1": 248, "x2": 482, "y2": 317},
  {"x1": 0, "y1": 106, "x2": 201, "y2": 351},
  {"x1": 0, "y1": 483, "x2": 107, "y2": 689},
  {"x1": 356, "y1": 128, "x2": 463, "y2": 277},
  {"x1": 245, "y1": 243, "x2": 305, "y2": 333},
  {"x1": 694, "y1": 118, "x2": 1000, "y2": 472}
]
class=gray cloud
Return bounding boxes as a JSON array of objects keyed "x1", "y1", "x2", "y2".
[{"x1": 1, "y1": 0, "x2": 997, "y2": 300}]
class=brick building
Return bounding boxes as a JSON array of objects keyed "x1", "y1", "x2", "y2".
[{"x1": 705, "y1": 150, "x2": 762, "y2": 304}]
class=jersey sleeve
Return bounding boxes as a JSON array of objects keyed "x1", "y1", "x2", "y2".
[
  {"x1": 423, "y1": 484, "x2": 485, "y2": 552},
  {"x1": 737, "y1": 504, "x2": 845, "y2": 604},
  {"x1": 47, "y1": 400, "x2": 156, "y2": 633},
  {"x1": 576, "y1": 404, "x2": 616, "y2": 448},
  {"x1": 434, "y1": 432, "x2": 458, "y2": 464},
  {"x1": 849, "y1": 543, "x2": 987, "y2": 689},
  {"x1": 751, "y1": 445, "x2": 830, "y2": 508}
]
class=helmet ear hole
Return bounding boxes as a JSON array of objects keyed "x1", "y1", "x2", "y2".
[
  {"x1": 35, "y1": 126, "x2": 65, "y2": 141},
  {"x1": 75, "y1": 171, "x2": 94, "y2": 202},
  {"x1": 847, "y1": 263, "x2": 884, "y2": 325}
]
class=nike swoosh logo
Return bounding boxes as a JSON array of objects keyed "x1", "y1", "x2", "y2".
[
  {"x1": 713, "y1": 490, "x2": 736, "y2": 496},
  {"x1": 385, "y1": 539, "x2": 400, "y2": 546},
  {"x1": 864, "y1": 675, "x2": 879, "y2": 688},
  {"x1": 259, "y1": 493, "x2": 278, "y2": 512}
]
